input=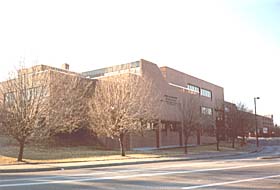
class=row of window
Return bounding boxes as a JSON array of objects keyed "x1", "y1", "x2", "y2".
[
  {"x1": 82, "y1": 61, "x2": 140, "y2": 78},
  {"x1": 4, "y1": 87, "x2": 48, "y2": 104},
  {"x1": 187, "y1": 84, "x2": 212, "y2": 98},
  {"x1": 169, "y1": 83, "x2": 212, "y2": 99},
  {"x1": 186, "y1": 84, "x2": 200, "y2": 93},
  {"x1": 200, "y1": 88, "x2": 212, "y2": 98}
]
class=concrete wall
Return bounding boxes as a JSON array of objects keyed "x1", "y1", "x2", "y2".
[{"x1": 130, "y1": 130, "x2": 157, "y2": 148}]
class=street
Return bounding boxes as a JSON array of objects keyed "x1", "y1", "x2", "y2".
[{"x1": 0, "y1": 143, "x2": 279, "y2": 190}]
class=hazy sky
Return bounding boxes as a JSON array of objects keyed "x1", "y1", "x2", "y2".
[{"x1": 0, "y1": 0, "x2": 279, "y2": 124}]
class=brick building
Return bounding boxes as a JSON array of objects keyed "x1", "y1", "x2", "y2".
[
  {"x1": 83, "y1": 59, "x2": 224, "y2": 149},
  {"x1": 224, "y1": 101, "x2": 275, "y2": 139},
  {"x1": 1, "y1": 59, "x2": 275, "y2": 150},
  {"x1": 256, "y1": 115, "x2": 274, "y2": 137},
  {"x1": 0, "y1": 64, "x2": 95, "y2": 144}
]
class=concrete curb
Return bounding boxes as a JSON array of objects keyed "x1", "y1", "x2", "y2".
[
  {"x1": 0, "y1": 149, "x2": 261, "y2": 174},
  {"x1": 257, "y1": 154, "x2": 280, "y2": 159}
]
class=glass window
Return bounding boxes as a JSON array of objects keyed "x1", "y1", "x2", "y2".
[
  {"x1": 187, "y1": 84, "x2": 200, "y2": 94},
  {"x1": 130, "y1": 61, "x2": 140, "y2": 68},
  {"x1": 83, "y1": 61, "x2": 140, "y2": 78},
  {"x1": 200, "y1": 88, "x2": 212, "y2": 98},
  {"x1": 4, "y1": 92, "x2": 15, "y2": 104},
  {"x1": 201, "y1": 106, "x2": 213, "y2": 116}
]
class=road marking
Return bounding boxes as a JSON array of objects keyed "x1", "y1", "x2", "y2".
[
  {"x1": 0, "y1": 160, "x2": 257, "y2": 183},
  {"x1": 0, "y1": 160, "x2": 241, "y2": 182},
  {"x1": 0, "y1": 156, "x2": 263, "y2": 182},
  {"x1": 0, "y1": 169, "x2": 142, "y2": 182},
  {"x1": 0, "y1": 162, "x2": 279, "y2": 187},
  {"x1": 181, "y1": 174, "x2": 280, "y2": 189}
]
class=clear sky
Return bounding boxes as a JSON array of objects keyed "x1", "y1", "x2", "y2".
[{"x1": 0, "y1": 0, "x2": 279, "y2": 124}]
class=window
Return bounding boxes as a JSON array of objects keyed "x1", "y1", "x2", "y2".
[
  {"x1": 224, "y1": 107, "x2": 230, "y2": 112},
  {"x1": 23, "y1": 87, "x2": 47, "y2": 101},
  {"x1": 25, "y1": 88, "x2": 32, "y2": 101},
  {"x1": 83, "y1": 61, "x2": 140, "y2": 78},
  {"x1": 130, "y1": 61, "x2": 140, "y2": 68},
  {"x1": 161, "y1": 123, "x2": 167, "y2": 132},
  {"x1": 4, "y1": 92, "x2": 15, "y2": 104},
  {"x1": 170, "y1": 123, "x2": 178, "y2": 132},
  {"x1": 200, "y1": 88, "x2": 212, "y2": 98},
  {"x1": 201, "y1": 106, "x2": 213, "y2": 116},
  {"x1": 163, "y1": 95, "x2": 178, "y2": 105},
  {"x1": 187, "y1": 84, "x2": 200, "y2": 94}
]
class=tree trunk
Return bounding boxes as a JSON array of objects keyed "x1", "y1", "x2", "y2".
[
  {"x1": 119, "y1": 133, "x2": 125, "y2": 156},
  {"x1": 184, "y1": 134, "x2": 189, "y2": 154},
  {"x1": 196, "y1": 129, "x2": 200, "y2": 145},
  {"x1": 156, "y1": 125, "x2": 160, "y2": 148},
  {"x1": 17, "y1": 140, "x2": 25, "y2": 162},
  {"x1": 179, "y1": 128, "x2": 183, "y2": 146},
  {"x1": 216, "y1": 131, "x2": 220, "y2": 151},
  {"x1": 241, "y1": 135, "x2": 245, "y2": 146},
  {"x1": 232, "y1": 136, "x2": 235, "y2": 148},
  {"x1": 216, "y1": 122, "x2": 220, "y2": 151},
  {"x1": 240, "y1": 123, "x2": 245, "y2": 146}
]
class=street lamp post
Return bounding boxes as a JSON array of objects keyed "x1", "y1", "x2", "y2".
[{"x1": 254, "y1": 97, "x2": 260, "y2": 147}]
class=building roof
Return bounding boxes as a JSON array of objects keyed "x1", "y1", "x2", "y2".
[{"x1": 160, "y1": 66, "x2": 223, "y2": 89}]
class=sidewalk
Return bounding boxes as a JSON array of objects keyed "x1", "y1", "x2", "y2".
[{"x1": 0, "y1": 145, "x2": 261, "y2": 173}]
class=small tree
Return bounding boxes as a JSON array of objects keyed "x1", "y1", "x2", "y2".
[
  {"x1": 89, "y1": 74, "x2": 159, "y2": 156},
  {"x1": 179, "y1": 94, "x2": 200, "y2": 154},
  {"x1": 0, "y1": 67, "x2": 49, "y2": 161}
]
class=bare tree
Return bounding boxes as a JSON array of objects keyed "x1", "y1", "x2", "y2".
[
  {"x1": 0, "y1": 65, "x2": 96, "y2": 161},
  {"x1": 89, "y1": 74, "x2": 159, "y2": 156},
  {"x1": 0, "y1": 67, "x2": 49, "y2": 161},
  {"x1": 179, "y1": 94, "x2": 201, "y2": 154},
  {"x1": 224, "y1": 102, "x2": 239, "y2": 148},
  {"x1": 0, "y1": 98, "x2": 6, "y2": 132},
  {"x1": 46, "y1": 72, "x2": 95, "y2": 138},
  {"x1": 214, "y1": 102, "x2": 225, "y2": 151},
  {"x1": 225, "y1": 105, "x2": 237, "y2": 148},
  {"x1": 236, "y1": 102, "x2": 254, "y2": 146}
]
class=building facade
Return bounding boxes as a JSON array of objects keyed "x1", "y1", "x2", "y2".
[
  {"x1": 224, "y1": 101, "x2": 275, "y2": 139},
  {"x1": 83, "y1": 59, "x2": 225, "y2": 149},
  {"x1": 2, "y1": 59, "x2": 276, "y2": 150},
  {"x1": 0, "y1": 64, "x2": 95, "y2": 144},
  {"x1": 256, "y1": 115, "x2": 274, "y2": 137}
]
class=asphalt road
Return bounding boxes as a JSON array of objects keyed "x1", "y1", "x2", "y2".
[{"x1": 0, "y1": 141, "x2": 279, "y2": 190}]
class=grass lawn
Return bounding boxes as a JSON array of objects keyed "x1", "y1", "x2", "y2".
[{"x1": 0, "y1": 135, "x2": 245, "y2": 165}]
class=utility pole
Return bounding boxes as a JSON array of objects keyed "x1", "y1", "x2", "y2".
[{"x1": 254, "y1": 97, "x2": 260, "y2": 147}]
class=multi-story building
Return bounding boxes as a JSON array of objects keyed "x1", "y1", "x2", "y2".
[
  {"x1": 224, "y1": 101, "x2": 238, "y2": 140},
  {"x1": 256, "y1": 115, "x2": 274, "y2": 137},
  {"x1": 3, "y1": 59, "x2": 275, "y2": 150},
  {"x1": 83, "y1": 59, "x2": 225, "y2": 149},
  {"x1": 0, "y1": 63, "x2": 82, "y2": 106},
  {"x1": 0, "y1": 64, "x2": 95, "y2": 143},
  {"x1": 224, "y1": 101, "x2": 275, "y2": 139}
]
